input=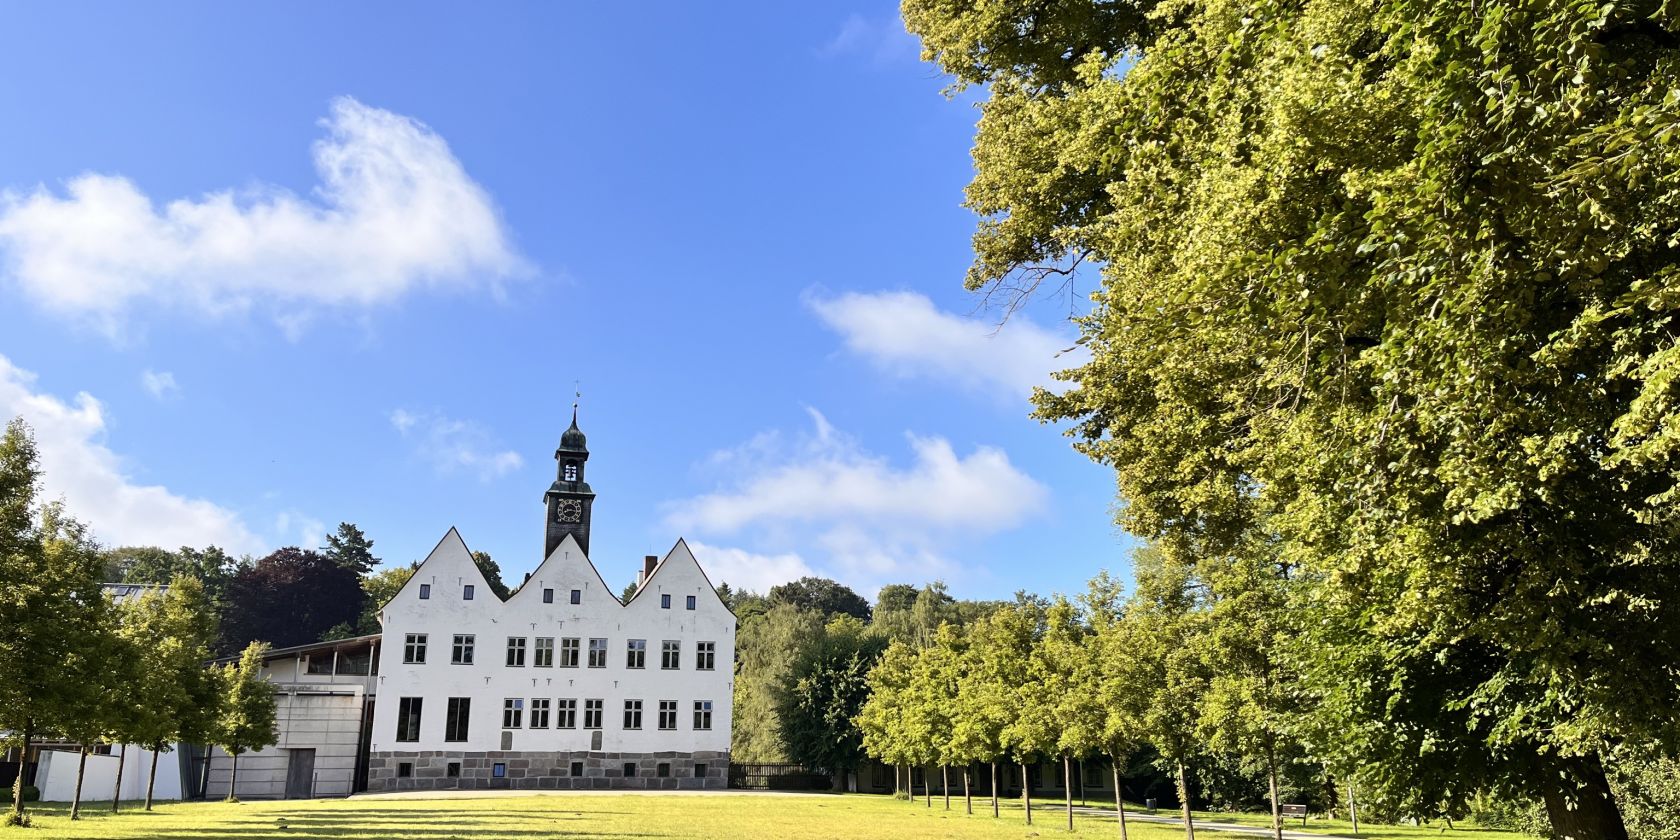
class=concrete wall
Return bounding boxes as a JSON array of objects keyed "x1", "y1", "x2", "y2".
[
  {"x1": 34, "y1": 745, "x2": 184, "y2": 802},
  {"x1": 368, "y1": 531, "x2": 734, "y2": 787},
  {"x1": 205, "y1": 688, "x2": 366, "y2": 799}
]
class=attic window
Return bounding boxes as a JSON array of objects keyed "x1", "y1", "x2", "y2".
[
  {"x1": 686, "y1": 595, "x2": 696, "y2": 610},
  {"x1": 464, "y1": 584, "x2": 475, "y2": 600},
  {"x1": 419, "y1": 584, "x2": 431, "y2": 600},
  {"x1": 661, "y1": 594, "x2": 671, "y2": 609},
  {"x1": 543, "y1": 588, "x2": 554, "y2": 603},
  {"x1": 570, "y1": 589, "x2": 581, "y2": 605}
]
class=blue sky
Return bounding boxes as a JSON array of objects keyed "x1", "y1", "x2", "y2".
[{"x1": 0, "y1": 1, "x2": 1134, "y2": 601}]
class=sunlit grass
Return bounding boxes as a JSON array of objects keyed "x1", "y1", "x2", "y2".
[{"x1": 1, "y1": 794, "x2": 1530, "y2": 839}]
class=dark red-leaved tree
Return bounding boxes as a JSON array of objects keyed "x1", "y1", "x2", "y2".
[{"x1": 218, "y1": 548, "x2": 365, "y2": 653}]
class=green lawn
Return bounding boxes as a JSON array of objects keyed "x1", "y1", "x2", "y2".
[
  {"x1": 1, "y1": 794, "x2": 1531, "y2": 840},
  {"x1": 1063, "y1": 796, "x2": 1529, "y2": 840}
]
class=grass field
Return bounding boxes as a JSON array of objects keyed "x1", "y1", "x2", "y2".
[{"x1": 1, "y1": 794, "x2": 1533, "y2": 840}]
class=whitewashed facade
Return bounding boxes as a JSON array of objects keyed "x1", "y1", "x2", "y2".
[{"x1": 366, "y1": 414, "x2": 735, "y2": 791}]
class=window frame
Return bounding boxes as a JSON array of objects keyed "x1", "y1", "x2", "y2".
[
  {"x1": 587, "y1": 637, "x2": 608, "y2": 668},
  {"x1": 506, "y1": 636, "x2": 527, "y2": 667},
  {"x1": 694, "y1": 700, "x2": 713, "y2": 731},
  {"x1": 452, "y1": 634, "x2": 475, "y2": 665},
  {"x1": 570, "y1": 588, "x2": 582, "y2": 605},
  {"x1": 444, "y1": 697, "x2": 471, "y2": 742},
  {"x1": 623, "y1": 699, "x2": 643, "y2": 730},
  {"x1": 530, "y1": 697, "x2": 551, "y2": 729},
  {"x1": 661, "y1": 639, "x2": 680, "y2": 670},
  {"x1": 418, "y1": 583, "x2": 431, "y2": 600},
  {"x1": 502, "y1": 697, "x2": 524, "y2": 729},
  {"x1": 559, "y1": 637, "x2": 580, "y2": 668},
  {"x1": 534, "y1": 637, "x2": 554, "y2": 668},
  {"x1": 626, "y1": 639, "x2": 646, "y2": 669},
  {"x1": 696, "y1": 641, "x2": 715, "y2": 671},
  {"x1": 556, "y1": 698, "x2": 577, "y2": 729},
  {"x1": 657, "y1": 699, "x2": 677, "y2": 731},
  {"x1": 403, "y1": 633, "x2": 427, "y2": 665},
  {"x1": 396, "y1": 696, "x2": 423, "y2": 742},
  {"x1": 463, "y1": 584, "x2": 475, "y2": 601},
  {"x1": 583, "y1": 698, "x2": 603, "y2": 730}
]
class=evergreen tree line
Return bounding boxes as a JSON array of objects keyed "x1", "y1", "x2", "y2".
[{"x1": 0, "y1": 419, "x2": 277, "y2": 826}]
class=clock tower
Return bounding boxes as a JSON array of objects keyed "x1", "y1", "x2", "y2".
[{"x1": 544, "y1": 406, "x2": 595, "y2": 558}]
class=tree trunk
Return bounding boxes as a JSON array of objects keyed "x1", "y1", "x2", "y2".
[
  {"x1": 907, "y1": 763, "x2": 914, "y2": 804},
  {"x1": 991, "y1": 760, "x2": 999, "y2": 818},
  {"x1": 943, "y1": 765, "x2": 950, "y2": 810},
  {"x1": 1023, "y1": 762, "x2": 1033, "y2": 825},
  {"x1": 112, "y1": 743, "x2": 127, "y2": 812},
  {"x1": 1177, "y1": 761, "x2": 1196, "y2": 840},
  {"x1": 146, "y1": 746, "x2": 160, "y2": 811},
  {"x1": 1266, "y1": 739, "x2": 1282, "y2": 840},
  {"x1": 10, "y1": 717, "x2": 32, "y2": 822},
  {"x1": 964, "y1": 766, "x2": 972, "y2": 815},
  {"x1": 1112, "y1": 756, "x2": 1130, "y2": 840},
  {"x1": 1537, "y1": 753, "x2": 1629, "y2": 840},
  {"x1": 1347, "y1": 779, "x2": 1358, "y2": 835},
  {"x1": 228, "y1": 751, "x2": 240, "y2": 802},
  {"x1": 70, "y1": 745, "x2": 89, "y2": 820},
  {"x1": 1064, "y1": 754, "x2": 1075, "y2": 832}
]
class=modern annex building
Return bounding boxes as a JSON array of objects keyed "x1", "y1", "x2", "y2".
[{"x1": 364, "y1": 412, "x2": 736, "y2": 791}]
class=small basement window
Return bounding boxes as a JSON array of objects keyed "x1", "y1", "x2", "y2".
[
  {"x1": 695, "y1": 763, "x2": 707, "y2": 778},
  {"x1": 447, "y1": 762, "x2": 461, "y2": 778},
  {"x1": 657, "y1": 762, "x2": 671, "y2": 778},
  {"x1": 622, "y1": 762, "x2": 637, "y2": 778},
  {"x1": 397, "y1": 762, "x2": 413, "y2": 778},
  {"x1": 570, "y1": 760, "x2": 584, "y2": 777},
  {"x1": 492, "y1": 762, "x2": 506, "y2": 778}
]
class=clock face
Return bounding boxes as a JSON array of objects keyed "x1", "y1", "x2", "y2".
[{"x1": 555, "y1": 499, "x2": 583, "y2": 523}]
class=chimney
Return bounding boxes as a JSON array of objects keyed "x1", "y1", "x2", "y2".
[{"x1": 638, "y1": 555, "x2": 658, "y2": 586}]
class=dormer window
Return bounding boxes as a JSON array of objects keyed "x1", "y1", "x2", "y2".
[{"x1": 564, "y1": 461, "x2": 579, "y2": 482}]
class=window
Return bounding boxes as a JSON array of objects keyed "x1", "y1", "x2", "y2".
[
  {"x1": 564, "y1": 462, "x2": 579, "y2": 482},
  {"x1": 661, "y1": 594, "x2": 671, "y2": 609},
  {"x1": 464, "y1": 584, "x2": 475, "y2": 600},
  {"x1": 447, "y1": 762, "x2": 461, "y2": 778},
  {"x1": 404, "y1": 634, "x2": 427, "y2": 664},
  {"x1": 492, "y1": 762, "x2": 506, "y2": 778},
  {"x1": 506, "y1": 637, "x2": 527, "y2": 667},
  {"x1": 622, "y1": 762, "x2": 637, "y2": 778},
  {"x1": 306, "y1": 653, "x2": 333, "y2": 675},
  {"x1": 696, "y1": 641, "x2": 716, "y2": 671},
  {"x1": 396, "y1": 697, "x2": 423, "y2": 742},
  {"x1": 626, "y1": 639, "x2": 646, "y2": 669},
  {"x1": 452, "y1": 634, "x2": 475, "y2": 665},
  {"x1": 623, "y1": 699, "x2": 643, "y2": 730},
  {"x1": 534, "y1": 637, "x2": 554, "y2": 667},
  {"x1": 543, "y1": 588, "x2": 554, "y2": 604},
  {"x1": 445, "y1": 697, "x2": 471, "y2": 742},
  {"x1": 693, "y1": 700, "x2": 713, "y2": 730},
  {"x1": 657, "y1": 762, "x2": 671, "y2": 778},
  {"x1": 587, "y1": 638, "x2": 607, "y2": 668},
  {"x1": 658, "y1": 700, "x2": 677, "y2": 730},
  {"x1": 583, "y1": 699, "x2": 603, "y2": 729},
  {"x1": 1085, "y1": 763, "x2": 1103, "y2": 787},
  {"x1": 503, "y1": 698, "x2": 524, "y2": 728},
  {"x1": 557, "y1": 698, "x2": 577, "y2": 728},
  {"x1": 570, "y1": 760, "x2": 584, "y2": 777},
  {"x1": 695, "y1": 762, "x2": 708, "y2": 779},
  {"x1": 398, "y1": 761, "x2": 413, "y2": 778},
  {"x1": 559, "y1": 637, "x2": 580, "y2": 668},
  {"x1": 570, "y1": 589, "x2": 582, "y2": 605},
  {"x1": 661, "y1": 640, "x2": 680, "y2": 670},
  {"x1": 686, "y1": 595, "x2": 697, "y2": 610},
  {"x1": 419, "y1": 583, "x2": 431, "y2": 600},
  {"x1": 530, "y1": 698, "x2": 551, "y2": 729}
]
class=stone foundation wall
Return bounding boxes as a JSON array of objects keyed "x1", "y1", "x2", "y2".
[{"x1": 367, "y1": 750, "x2": 729, "y2": 791}]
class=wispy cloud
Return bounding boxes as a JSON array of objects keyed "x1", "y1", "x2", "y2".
[
  {"x1": 806, "y1": 290, "x2": 1087, "y2": 401},
  {"x1": 0, "y1": 354, "x2": 260, "y2": 552},
  {"x1": 390, "y1": 408, "x2": 523, "y2": 481},
  {"x1": 139, "y1": 369, "x2": 179, "y2": 400},
  {"x1": 666, "y1": 408, "x2": 1045, "y2": 591},
  {"x1": 0, "y1": 96, "x2": 527, "y2": 336},
  {"x1": 818, "y1": 13, "x2": 920, "y2": 67}
]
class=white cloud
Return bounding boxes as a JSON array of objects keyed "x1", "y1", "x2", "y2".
[
  {"x1": 806, "y1": 290, "x2": 1086, "y2": 401},
  {"x1": 818, "y1": 13, "x2": 920, "y2": 66},
  {"x1": 0, "y1": 96, "x2": 526, "y2": 333},
  {"x1": 686, "y1": 541, "x2": 817, "y2": 596},
  {"x1": 274, "y1": 510, "x2": 327, "y2": 550},
  {"x1": 0, "y1": 354, "x2": 260, "y2": 553},
  {"x1": 390, "y1": 408, "x2": 523, "y2": 481},
  {"x1": 139, "y1": 369, "x2": 179, "y2": 400},
  {"x1": 666, "y1": 408, "x2": 1044, "y2": 590}
]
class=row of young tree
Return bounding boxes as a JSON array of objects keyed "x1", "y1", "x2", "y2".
[{"x1": 0, "y1": 419, "x2": 277, "y2": 827}]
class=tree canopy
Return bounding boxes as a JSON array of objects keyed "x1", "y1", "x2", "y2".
[{"x1": 903, "y1": 1, "x2": 1680, "y2": 837}]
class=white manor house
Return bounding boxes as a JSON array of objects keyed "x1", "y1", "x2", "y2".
[{"x1": 365, "y1": 411, "x2": 736, "y2": 791}]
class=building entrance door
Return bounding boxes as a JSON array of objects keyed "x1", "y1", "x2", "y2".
[{"x1": 285, "y1": 749, "x2": 316, "y2": 799}]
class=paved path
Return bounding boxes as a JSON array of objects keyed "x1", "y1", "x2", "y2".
[{"x1": 352, "y1": 787, "x2": 837, "y2": 801}]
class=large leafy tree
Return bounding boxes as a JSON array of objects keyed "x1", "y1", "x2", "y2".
[
  {"x1": 768, "y1": 576, "x2": 872, "y2": 621},
  {"x1": 0, "y1": 420, "x2": 109, "y2": 826},
  {"x1": 122, "y1": 576, "x2": 221, "y2": 810},
  {"x1": 857, "y1": 639, "x2": 919, "y2": 801},
  {"x1": 219, "y1": 547, "x2": 364, "y2": 652},
  {"x1": 775, "y1": 615, "x2": 887, "y2": 788},
  {"x1": 904, "y1": 2, "x2": 1680, "y2": 838}
]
